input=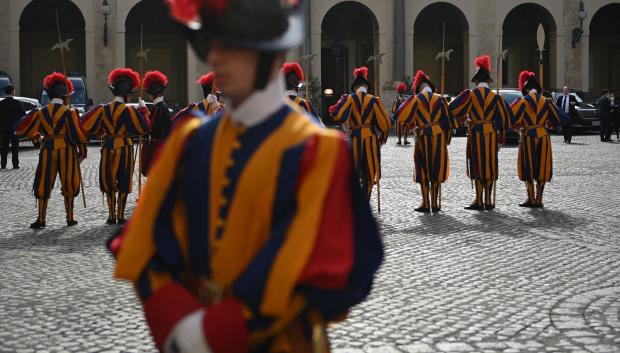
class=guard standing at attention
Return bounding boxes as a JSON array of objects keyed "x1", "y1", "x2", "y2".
[
  {"x1": 281, "y1": 61, "x2": 319, "y2": 122},
  {"x1": 392, "y1": 82, "x2": 409, "y2": 145},
  {"x1": 140, "y1": 70, "x2": 172, "y2": 176}
]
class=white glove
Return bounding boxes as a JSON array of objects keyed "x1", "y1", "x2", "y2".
[{"x1": 138, "y1": 99, "x2": 147, "y2": 108}]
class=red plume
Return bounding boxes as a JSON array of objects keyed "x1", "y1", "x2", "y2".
[
  {"x1": 475, "y1": 55, "x2": 491, "y2": 72},
  {"x1": 196, "y1": 72, "x2": 215, "y2": 85},
  {"x1": 518, "y1": 70, "x2": 535, "y2": 92},
  {"x1": 412, "y1": 70, "x2": 428, "y2": 91},
  {"x1": 142, "y1": 71, "x2": 169, "y2": 90},
  {"x1": 167, "y1": 0, "x2": 228, "y2": 24},
  {"x1": 108, "y1": 68, "x2": 140, "y2": 90},
  {"x1": 281, "y1": 62, "x2": 304, "y2": 82},
  {"x1": 396, "y1": 82, "x2": 407, "y2": 93},
  {"x1": 43, "y1": 72, "x2": 73, "y2": 93},
  {"x1": 353, "y1": 67, "x2": 369, "y2": 79}
]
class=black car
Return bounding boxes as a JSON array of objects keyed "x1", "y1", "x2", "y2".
[
  {"x1": 551, "y1": 90, "x2": 600, "y2": 133},
  {"x1": 39, "y1": 72, "x2": 93, "y2": 118},
  {"x1": 0, "y1": 71, "x2": 14, "y2": 98}
]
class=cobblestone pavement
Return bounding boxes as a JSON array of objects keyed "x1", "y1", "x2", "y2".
[{"x1": 1, "y1": 134, "x2": 619, "y2": 353}]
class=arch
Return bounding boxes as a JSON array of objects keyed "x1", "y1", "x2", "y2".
[
  {"x1": 19, "y1": 0, "x2": 86, "y2": 99},
  {"x1": 320, "y1": 0, "x2": 379, "y2": 112},
  {"x1": 502, "y1": 3, "x2": 557, "y2": 89},
  {"x1": 413, "y1": 2, "x2": 469, "y2": 94},
  {"x1": 589, "y1": 3, "x2": 620, "y2": 94},
  {"x1": 125, "y1": 0, "x2": 188, "y2": 106}
]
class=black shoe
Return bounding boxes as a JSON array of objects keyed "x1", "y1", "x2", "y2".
[
  {"x1": 431, "y1": 207, "x2": 441, "y2": 213},
  {"x1": 13, "y1": 166, "x2": 19, "y2": 169},
  {"x1": 0, "y1": 166, "x2": 5, "y2": 170},
  {"x1": 519, "y1": 201, "x2": 534, "y2": 208},
  {"x1": 464, "y1": 203, "x2": 484, "y2": 210},
  {"x1": 67, "y1": 220, "x2": 78, "y2": 227},
  {"x1": 396, "y1": 140, "x2": 402, "y2": 145},
  {"x1": 106, "y1": 218, "x2": 116, "y2": 225},
  {"x1": 404, "y1": 141, "x2": 411, "y2": 145},
  {"x1": 485, "y1": 204, "x2": 495, "y2": 211},
  {"x1": 414, "y1": 206, "x2": 430, "y2": 213},
  {"x1": 117, "y1": 219, "x2": 127, "y2": 225},
  {"x1": 533, "y1": 203, "x2": 544, "y2": 209},
  {"x1": 30, "y1": 220, "x2": 46, "y2": 229}
]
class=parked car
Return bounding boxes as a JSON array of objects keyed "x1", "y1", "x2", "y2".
[
  {"x1": 0, "y1": 71, "x2": 14, "y2": 98},
  {"x1": 550, "y1": 90, "x2": 600, "y2": 133},
  {"x1": 39, "y1": 72, "x2": 93, "y2": 118}
]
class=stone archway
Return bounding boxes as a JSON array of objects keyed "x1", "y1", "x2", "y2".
[
  {"x1": 589, "y1": 3, "x2": 620, "y2": 95},
  {"x1": 125, "y1": 0, "x2": 188, "y2": 107},
  {"x1": 502, "y1": 3, "x2": 556, "y2": 90},
  {"x1": 413, "y1": 2, "x2": 469, "y2": 95},
  {"x1": 321, "y1": 1, "x2": 379, "y2": 100},
  {"x1": 19, "y1": 0, "x2": 85, "y2": 99}
]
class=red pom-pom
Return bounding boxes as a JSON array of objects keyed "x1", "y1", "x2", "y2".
[
  {"x1": 142, "y1": 71, "x2": 169, "y2": 90},
  {"x1": 196, "y1": 72, "x2": 215, "y2": 85},
  {"x1": 167, "y1": 0, "x2": 227, "y2": 24},
  {"x1": 281, "y1": 62, "x2": 304, "y2": 82},
  {"x1": 396, "y1": 82, "x2": 407, "y2": 93},
  {"x1": 353, "y1": 67, "x2": 368, "y2": 79},
  {"x1": 412, "y1": 70, "x2": 429, "y2": 92},
  {"x1": 43, "y1": 72, "x2": 73, "y2": 93},
  {"x1": 475, "y1": 55, "x2": 492, "y2": 72},
  {"x1": 518, "y1": 70, "x2": 535, "y2": 92},
  {"x1": 108, "y1": 68, "x2": 140, "y2": 90}
]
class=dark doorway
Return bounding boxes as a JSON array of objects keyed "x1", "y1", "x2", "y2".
[
  {"x1": 126, "y1": 0, "x2": 188, "y2": 107},
  {"x1": 589, "y1": 4, "x2": 620, "y2": 95},
  {"x1": 413, "y1": 2, "x2": 469, "y2": 95},
  {"x1": 19, "y1": 0, "x2": 85, "y2": 99},
  {"x1": 503, "y1": 4, "x2": 556, "y2": 89}
]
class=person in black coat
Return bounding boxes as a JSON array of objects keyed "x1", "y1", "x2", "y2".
[
  {"x1": 612, "y1": 91, "x2": 620, "y2": 140},
  {"x1": 599, "y1": 89, "x2": 613, "y2": 142},
  {"x1": 555, "y1": 86, "x2": 579, "y2": 143},
  {"x1": 0, "y1": 85, "x2": 26, "y2": 169}
]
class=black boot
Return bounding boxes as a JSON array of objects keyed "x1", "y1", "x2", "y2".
[{"x1": 30, "y1": 220, "x2": 46, "y2": 229}]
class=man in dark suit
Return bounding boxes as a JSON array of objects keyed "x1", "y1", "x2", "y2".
[
  {"x1": 555, "y1": 86, "x2": 578, "y2": 143},
  {"x1": 0, "y1": 84, "x2": 25, "y2": 169},
  {"x1": 599, "y1": 89, "x2": 613, "y2": 142}
]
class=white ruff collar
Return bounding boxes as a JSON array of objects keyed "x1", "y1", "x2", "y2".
[
  {"x1": 153, "y1": 96, "x2": 165, "y2": 104},
  {"x1": 114, "y1": 96, "x2": 125, "y2": 103},
  {"x1": 356, "y1": 87, "x2": 368, "y2": 94},
  {"x1": 51, "y1": 98, "x2": 64, "y2": 105},
  {"x1": 226, "y1": 75, "x2": 286, "y2": 128},
  {"x1": 477, "y1": 82, "x2": 490, "y2": 89}
]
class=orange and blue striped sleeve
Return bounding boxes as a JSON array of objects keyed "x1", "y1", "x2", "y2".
[
  {"x1": 82, "y1": 104, "x2": 105, "y2": 136},
  {"x1": 449, "y1": 89, "x2": 472, "y2": 123},
  {"x1": 372, "y1": 97, "x2": 392, "y2": 136},
  {"x1": 395, "y1": 95, "x2": 419, "y2": 126},
  {"x1": 66, "y1": 109, "x2": 89, "y2": 145},
  {"x1": 332, "y1": 95, "x2": 352, "y2": 124},
  {"x1": 510, "y1": 98, "x2": 526, "y2": 128},
  {"x1": 545, "y1": 97, "x2": 569, "y2": 127},
  {"x1": 125, "y1": 105, "x2": 149, "y2": 135},
  {"x1": 440, "y1": 96, "x2": 459, "y2": 131},
  {"x1": 494, "y1": 95, "x2": 513, "y2": 131},
  {"x1": 14, "y1": 109, "x2": 41, "y2": 140}
]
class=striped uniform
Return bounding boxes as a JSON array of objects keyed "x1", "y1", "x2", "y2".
[
  {"x1": 392, "y1": 95, "x2": 406, "y2": 139},
  {"x1": 288, "y1": 95, "x2": 320, "y2": 123},
  {"x1": 511, "y1": 92, "x2": 567, "y2": 183},
  {"x1": 112, "y1": 104, "x2": 383, "y2": 352},
  {"x1": 449, "y1": 87, "x2": 513, "y2": 182},
  {"x1": 332, "y1": 91, "x2": 392, "y2": 198},
  {"x1": 82, "y1": 101, "x2": 148, "y2": 221},
  {"x1": 14, "y1": 103, "x2": 88, "y2": 222},
  {"x1": 172, "y1": 96, "x2": 218, "y2": 123}
]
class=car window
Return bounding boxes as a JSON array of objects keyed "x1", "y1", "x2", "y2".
[
  {"x1": 20, "y1": 101, "x2": 37, "y2": 111},
  {"x1": 501, "y1": 92, "x2": 521, "y2": 105},
  {"x1": 40, "y1": 90, "x2": 51, "y2": 105},
  {"x1": 570, "y1": 93, "x2": 583, "y2": 103}
]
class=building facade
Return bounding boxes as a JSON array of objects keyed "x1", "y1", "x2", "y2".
[{"x1": 1, "y1": 0, "x2": 619, "y2": 107}]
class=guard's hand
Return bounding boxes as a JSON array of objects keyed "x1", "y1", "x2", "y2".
[{"x1": 138, "y1": 99, "x2": 147, "y2": 108}]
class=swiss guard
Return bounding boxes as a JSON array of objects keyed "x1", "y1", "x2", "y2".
[
  {"x1": 109, "y1": 1, "x2": 383, "y2": 353},
  {"x1": 281, "y1": 61, "x2": 319, "y2": 122},
  {"x1": 82, "y1": 68, "x2": 149, "y2": 225},
  {"x1": 330, "y1": 66, "x2": 392, "y2": 200},
  {"x1": 140, "y1": 70, "x2": 172, "y2": 176},
  {"x1": 449, "y1": 55, "x2": 512, "y2": 210},
  {"x1": 392, "y1": 82, "x2": 409, "y2": 145},
  {"x1": 395, "y1": 70, "x2": 457, "y2": 213},
  {"x1": 510, "y1": 71, "x2": 568, "y2": 208},
  {"x1": 172, "y1": 72, "x2": 218, "y2": 122},
  {"x1": 14, "y1": 72, "x2": 88, "y2": 229}
]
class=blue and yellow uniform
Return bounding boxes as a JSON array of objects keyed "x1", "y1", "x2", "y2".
[
  {"x1": 396, "y1": 88, "x2": 458, "y2": 211},
  {"x1": 111, "y1": 104, "x2": 383, "y2": 353},
  {"x1": 332, "y1": 90, "x2": 392, "y2": 199},
  {"x1": 392, "y1": 82, "x2": 409, "y2": 145},
  {"x1": 288, "y1": 95, "x2": 320, "y2": 123},
  {"x1": 172, "y1": 96, "x2": 218, "y2": 123},
  {"x1": 510, "y1": 91, "x2": 567, "y2": 206},
  {"x1": 14, "y1": 100, "x2": 88, "y2": 226},
  {"x1": 82, "y1": 100, "x2": 149, "y2": 223},
  {"x1": 449, "y1": 86, "x2": 512, "y2": 208}
]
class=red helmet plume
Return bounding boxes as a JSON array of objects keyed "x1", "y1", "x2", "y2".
[
  {"x1": 396, "y1": 82, "x2": 407, "y2": 93},
  {"x1": 43, "y1": 72, "x2": 73, "y2": 93},
  {"x1": 281, "y1": 62, "x2": 304, "y2": 82},
  {"x1": 108, "y1": 68, "x2": 140, "y2": 90},
  {"x1": 412, "y1": 70, "x2": 428, "y2": 91},
  {"x1": 167, "y1": 0, "x2": 228, "y2": 24},
  {"x1": 196, "y1": 72, "x2": 215, "y2": 85},
  {"x1": 353, "y1": 66, "x2": 369, "y2": 79},
  {"x1": 142, "y1": 71, "x2": 169, "y2": 90},
  {"x1": 519, "y1": 70, "x2": 535, "y2": 93},
  {"x1": 475, "y1": 55, "x2": 491, "y2": 72}
]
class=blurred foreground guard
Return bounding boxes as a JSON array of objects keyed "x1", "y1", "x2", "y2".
[
  {"x1": 110, "y1": 1, "x2": 383, "y2": 352},
  {"x1": 281, "y1": 62, "x2": 319, "y2": 122},
  {"x1": 330, "y1": 67, "x2": 392, "y2": 200},
  {"x1": 141, "y1": 71, "x2": 172, "y2": 176},
  {"x1": 82, "y1": 68, "x2": 149, "y2": 225},
  {"x1": 449, "y1": 55, "x2": 512, "y2": 211},
  {"x1": 14, "y1": 73, "x2": 88, "y2": 229},
  {"x1": 510, "y1": 71, "x2": 568, "y2": 208},
  {"x1": 395, "y1": 71, "x2": 458, "y2": 213}
]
